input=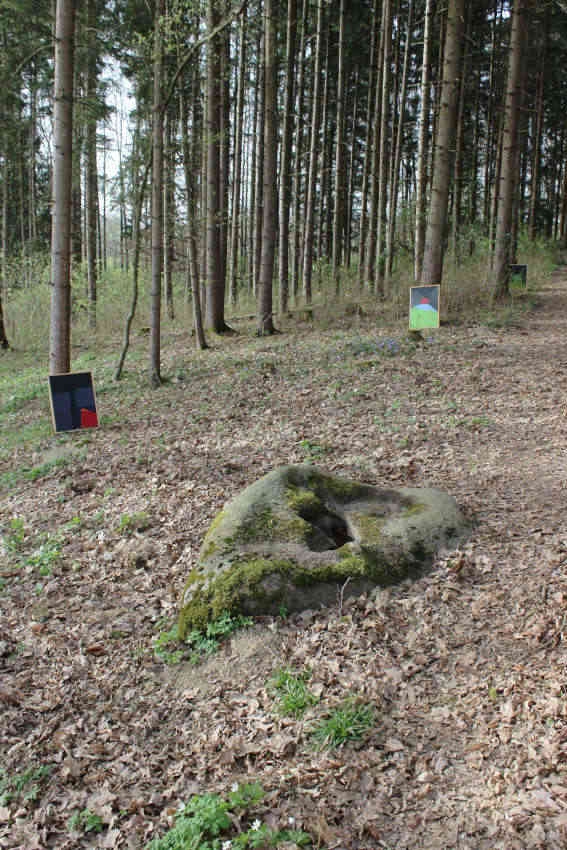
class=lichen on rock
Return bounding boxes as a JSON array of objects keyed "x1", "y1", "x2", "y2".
[{"x1": 178, "y1": 464, "x2": 470, "y2": 636}]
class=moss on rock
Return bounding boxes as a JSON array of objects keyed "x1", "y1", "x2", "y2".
[
  {"x1": 285, "y1": 486, "x2": 324, "y2": 518},
  {"x1": 178, "y1": 464, "x2": 471, "y2": 633}
]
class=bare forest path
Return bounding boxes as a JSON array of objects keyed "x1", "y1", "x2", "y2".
[{"x1": 4, "y1": 271, "x2": 567, "y2": 848}]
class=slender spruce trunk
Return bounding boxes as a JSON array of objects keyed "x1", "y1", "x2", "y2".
[
  {"x1": 257, "y1": 0, "x2": 278, "y2": 335},
  {"x1": 492, "y1": 0, "x2": 526, "y2": 301},
  {"x1": 420, "y1": 0, "x2": 465, "y2": 285},
  {"x1": 229, "y1": 7, "x2": 247, "y2": 307},
  {"x1": 302, "y1": 0, "x2": 324, "y2": 304},
  {"x1": 150, "y1": 0, "x2": 165, "y2": 386},
  {"x1": 49, "y1": 0, "x2": 76, "y2": 374},
  {"x1": 278, "y1": 0, "x2": 297, "y2": 314}
]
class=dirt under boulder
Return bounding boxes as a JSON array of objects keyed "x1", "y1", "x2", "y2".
[{"x1": 178, "y1": 464, "x2": 470, "y2": 636}]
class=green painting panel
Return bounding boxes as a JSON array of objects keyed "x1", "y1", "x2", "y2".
[
  {"x1": 509, "y1": 264, "x2": 527, "y2": 288},
  {"x1": 409, "y1": 285, "x2": 440, "y2": 330}
]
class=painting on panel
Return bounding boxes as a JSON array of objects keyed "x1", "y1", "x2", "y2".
[
  {"x1": 409, "y1": 285, "x2": 440, "y2": 330},
  {"x1": 48, "y1": 372, "x2": 99, "y2": 433}
]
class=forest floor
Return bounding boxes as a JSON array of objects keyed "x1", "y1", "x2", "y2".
[{"x1": 2, "y1": 273, "x2": 567, "y2": 849}]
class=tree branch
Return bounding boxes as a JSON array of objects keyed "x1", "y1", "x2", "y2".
[{"x1": 162, "y1": 0, "x2": 248, "y2": 114}]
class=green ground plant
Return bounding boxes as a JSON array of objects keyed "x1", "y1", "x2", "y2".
[
  {"x1": 4, "y1": 517, "x2": 26, "y2": 552},
  {"x1": 268, "y1": 668, "x2": 319, "y2": 718},
  {"x1": 310, "y1": 698, "x2": 375, "y2": 750},
  {"x1": 154, "y1": 612, "x2": 253, "y2": 665},
  {"x1": 67, "y1": 808, "x2": 105, "y2": 834},
  {"x1": 118, "y1": 511, "x2": 151, "y2": 534},
  {"x1": 24, "y1": 458, "x2": 69, "y2": 481},
  {"x1": 145, "y1": 782, "x2": 313, "y2": 850},
  {"x1": 1, "y1": 454, "x2": 68, "y2": 489},
  {"x1": 25, "y1": 534, "x2": 62, "y2": 575},
  {"x1": 0, "y1": 764, "x2": 51, "y2": 806},
  {"x1": 297, "y1": 439, "x2": 330, "y2": 462},
  {"x1": 1, "y1": 518, "x2": 81, "y2": 584}
]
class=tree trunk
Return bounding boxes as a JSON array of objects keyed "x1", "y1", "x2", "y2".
[
  {"x1": 414, "y1": 0, "x2": 434, "y2": 281},
  {"x1": 150, "y1": 0, "x2": 165, "y2": 386},
  {"x1": 302, "y1": 0, "x2": 324, "y2": 304},
  {"x1": 357, "y1": 0, "x2": 378, "y2": 287},
  {"x1": 257, "y1": 0, "x2": 278, "y2": 335},
  {"x1": 180, "y1": 80, "x2": 207, "y2": 350},
  {"x1": 219, "y1": 14, "x2": 230, "y2": 301},
  {"x1": 164, "y1": 105, "x2": 176, "y2": 321},
  {"x1": 291, "y1": 0, "x2": 308, "y2": 301},
  {"x1": 115, "y1": 154, "x2": 151, "y2": 381},
  {"x1": 528, "y1": 22, "x2": 546, "y2": 241},
  {"x1": 316, "y1": 16, "x2": 331, "y2": 270},
  {"x1": 450, "y1": 3, "x2": 471, "y2": 264},
  {"x1": 28, "y1": 68, "x2": 37, "y2": 244},
  {"x1": 345, "y1": 65, "x2": 359, "y2": 269},
  {"x1": 492, "y1": 0, "x2": 526, "y2": 301},
  {"x1": 332, "y1": 0, "x2": 345, "y2": 295},
  {"x1": 374, "y1": 0, "x2": 393, "y2": 296},
  {"x1": 0, "y1": 54, "x2": 10, "y2": 350},
  {"x1": 484, "y1": 0, "x2": 502, "y2": 234},
  {"x1": 229, "y1": 7, "x2": 247, "y2": 307},
  {"x1": 86, "y1": 0, "x2": 97, "y2": 330},
  {"x1": 248, "y1": 26, "x2": 260, "y2": 295},
  {"x1": 386, "y1": 0, "x2": 413, "y2": 285},
  {"x1": 0, "y1": 286, "x2": 8, "y2": 349},
  {"x1": 0, "y1": 144, "x2": 8, "y2": 348},
  {"x1": 49, "y1": 0, "x2": 76, "y2": 375},
  {"x1": 420, "y1": 0, "x2": 465, "y2": 285},
  {"x1": 253, "y1": 27, "x2": 264, "y2": 298},
  {"x1": 205, "y1": 0, "x2": 231, "y2": 331},
  {"x1": 278, "y1": 0, "x2": 297, "y2": 314},
  {"x1": 116, "y1": 94, "x2": 128, "y2": 272},
  {"x1": 364, "y1": 0, "x2": 386, "y2": 290},
  {"x1": 71, "y1": 13, "x2": 82, "y2": 270}
]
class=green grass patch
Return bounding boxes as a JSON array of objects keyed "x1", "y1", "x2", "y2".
[
  {"x1": 23, "y1": 457, "x2": 70, "y2": 481},
  {"x1": 268, "y1": 668, "x2": 319, "y2": 718},
  {"x1": 0, "y1": 420, "x2": 53, "y2": 459},
  {"x1": 0, "y1": 383, "x2": 44, "y2": 415},
  {"x1": 117, "y1": 511, "x2": 151, "y2": 534},
  {"x1": 310, "y1": 698, "x2": 375, "y2": 750}
]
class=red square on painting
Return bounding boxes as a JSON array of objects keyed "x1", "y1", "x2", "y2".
[{"x1": 80, "y1": 408, "x2": 98, "y2": 428}]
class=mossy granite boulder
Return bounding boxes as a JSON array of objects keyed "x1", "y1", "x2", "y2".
[{"x1": 178, "y1": 465, "x2": 470, "y2": 636}]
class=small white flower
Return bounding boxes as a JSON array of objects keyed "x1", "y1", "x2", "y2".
[
  {"x1": 251, "y1": 819, "x2": 262, "y2": 831},
  {"x1": 288, "y1": 816, "x2": 295, "y2": 825},
  {"x1": 231, "y1": 782, "x2": 239, "y2": 793},
  {"x1": 222, "y1": 842, "x2": 232, "y2": 850}
]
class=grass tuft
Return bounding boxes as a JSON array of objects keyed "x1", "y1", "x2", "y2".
[
  {"x1": 268, "y1": 668, "x2": 319, "y2": 718},
  {"x1": 310, "y1": 698, "x2": 375, "y2": 750}
]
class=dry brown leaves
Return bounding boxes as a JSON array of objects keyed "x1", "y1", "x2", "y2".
[{"x1": 2, "y1": 279, "x2": 567, "y2": 847}]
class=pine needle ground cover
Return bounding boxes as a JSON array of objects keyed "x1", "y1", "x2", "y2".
[{"x1": 2, "y1": 273, "x2": 567, "y2": 847}]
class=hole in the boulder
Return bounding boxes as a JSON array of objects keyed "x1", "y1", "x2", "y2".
[{"x1": 297, "y1": 505, "x2": 354, "y2": 550}]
